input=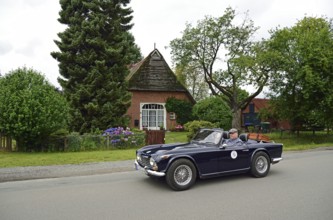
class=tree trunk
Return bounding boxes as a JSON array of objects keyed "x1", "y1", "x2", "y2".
[
  {"x1": 5, "y1": 136, "x2": 12, "y2": 152},
  {"x1": 232, "y1": 109, "x2": 242, "y2": 130},
  {"x1": 16, "y1": 138, "x2": 25, "y2": 152}
]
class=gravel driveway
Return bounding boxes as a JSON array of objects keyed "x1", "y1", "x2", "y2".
[{"x1": 0, "y1": 160, "x2": 134, "y2": 182}]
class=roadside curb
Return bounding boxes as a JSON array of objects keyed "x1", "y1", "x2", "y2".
[{"x1": 0, "y1": 160, "x2": 134, "y2": 183}]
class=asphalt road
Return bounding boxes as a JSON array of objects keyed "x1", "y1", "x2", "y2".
[{"x1": 0, "y1": 149, "x2": 333, "y2": 220}]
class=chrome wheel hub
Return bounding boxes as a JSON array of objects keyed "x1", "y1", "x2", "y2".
[
  {"x1": 256, "y1": 156, "x2": 268, "y2": 173},
  {"x1": 174, "y1": 165, "x2": 192, "y2": 186}
]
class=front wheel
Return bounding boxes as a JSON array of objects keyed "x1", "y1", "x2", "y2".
[
  {"x1": 251, "y1": 152, "x2": 270, "y2": 178},
  {"x1": 166, "y1": 159, "x2": 197, "y2": 191}
]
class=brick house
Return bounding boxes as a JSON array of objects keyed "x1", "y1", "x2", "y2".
[
  {"x1": 126, "y1": 49, "x2": 195, "y2": 130},
  {"x1": 242, "y1": 98, "x2": 291, "y2": 131}
]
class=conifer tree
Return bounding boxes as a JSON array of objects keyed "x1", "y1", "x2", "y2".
[{"x1": 51, "y1": 0, "x2": 141, "y2": 133}]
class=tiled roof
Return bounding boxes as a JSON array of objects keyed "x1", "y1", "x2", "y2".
[
  {"x1": 252, "y1": 98, "x2": 269, "y2": 112},
  {"x1": 242, "y1": 98, "x2": 270, "y2": 113},
  {"x1": 127, "y1": 49, "x2": 188, "y2": 92}
]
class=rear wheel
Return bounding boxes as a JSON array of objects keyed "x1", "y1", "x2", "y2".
[
  {"x1": 166, "y1": 159, "x2": 197, "y2": 191},
  {"x1": 251, "y1": 152, "x2": 270, "y2": 177}
]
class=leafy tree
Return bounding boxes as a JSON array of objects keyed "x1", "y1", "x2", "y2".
[
  {"x1": 192, "y1": 96, "x2": 232, "y2": 129},
  {"x1": 174, "y1": 62, "x2": 209, "y2": 101},
  {"x1": 165, "y1": 97, "x2": 194, "y2": 125},
  {"x1": 169, "y1": 7, "x2": 276, "y2": 129},
  {"x1": 51, "y1": 0, "x2": 142, "y2": 133},
  {"x1": 184, "y1": 120, "x2": 216, "y2": 141},
  {"x1": 0, "y1": 67, "x2": 69, "y2": 151},
  {"x1": 267, "y1": 17, "x2": 333, "y2": 133}
]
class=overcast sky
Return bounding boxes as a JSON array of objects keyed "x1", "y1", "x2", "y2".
[{"x1": 0, "y1": 0, "x2": 332, "y2": 88}]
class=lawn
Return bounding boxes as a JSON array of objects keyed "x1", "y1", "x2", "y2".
[
  {"x1": 0, "y1": 149, "x2": 137, "y2": 168},
  {"x1": 268, "y1": 131, "x2": 333, "y2": 151},
  {"x1": 0, "y1": 132, "x2": 190, "y2": 168},
  {"x1": 165, "y1": 131, "x2": 189, "y2": 143},
  {"x1": 0, "y1": 131, "x2": 332, "y2": 168}
]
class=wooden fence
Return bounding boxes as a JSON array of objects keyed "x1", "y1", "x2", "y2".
[{"x1": 145, "y1": 130, "x2": 165, "y2": 145}]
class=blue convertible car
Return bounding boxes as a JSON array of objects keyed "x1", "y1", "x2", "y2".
[{"x1": 135, "y1": 128, "x2": 283, "y2": 191}]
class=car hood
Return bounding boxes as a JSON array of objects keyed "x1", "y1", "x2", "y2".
[{"x1": 138, "y1": 142, "x2": 203, "y2": 155}]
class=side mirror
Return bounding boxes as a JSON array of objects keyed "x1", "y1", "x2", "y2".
[{"x1": 219, "y1": 143, "x2": 227, "y2": 149}]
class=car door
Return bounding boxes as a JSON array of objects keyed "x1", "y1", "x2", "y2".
[
  {"x1": 192, "y1": 145, "x2": 221, "y2": 175},
  {"x1": 218, "y1": 143, "x2": 250, "y2": 172}
]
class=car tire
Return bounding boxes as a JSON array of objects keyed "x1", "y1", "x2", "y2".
[
  {"x1": 251, "y1": 151, "x2": 270, "y2": 178},
  {"x1": 166, "y1": 159, "x2": 197, "y2": 191}
]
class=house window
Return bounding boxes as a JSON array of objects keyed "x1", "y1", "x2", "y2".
[
  {"x1": 141, "y1": 103, "x2": 165, "y2": 130},
  {"x1": 169, "y1": 112, "x2": 176, "y2": 120},
  {"x1": 249, "y1": 103, "x2": 255, "y2": 113}
]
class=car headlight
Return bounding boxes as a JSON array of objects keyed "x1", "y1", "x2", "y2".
[
  {"x1": 149, "y1": 157, "x2": 158, "y2": 171},
  {"x1": 149, "y1": 157, "x2": 156, "y2": 166},
  {"x1": 136, "y1": 154, "x2": 141, "y2": 162}
]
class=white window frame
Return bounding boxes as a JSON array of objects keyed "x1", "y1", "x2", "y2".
[{"x1": 140, "y1": 103, "x2": 167, "y2": 130}]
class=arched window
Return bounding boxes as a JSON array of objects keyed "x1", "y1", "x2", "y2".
[{"x1": 141, "y1": 103, "x2": 165, "y2": 130}]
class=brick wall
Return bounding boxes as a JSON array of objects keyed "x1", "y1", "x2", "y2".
[{"x1": 126, "y1": 90, "x2": 192, "y2": 130}]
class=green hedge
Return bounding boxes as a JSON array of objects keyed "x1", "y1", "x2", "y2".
[
  {"x1": 47, "y1": 133, "x2": 145, "y2": 152},
  {"x1": 184, "y1": 120, "x2": 216, "y2": 141}
]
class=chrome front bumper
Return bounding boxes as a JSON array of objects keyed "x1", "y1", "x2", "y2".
[{"x1": 134, "y1": 160, "x2": 165, "y2": 177}]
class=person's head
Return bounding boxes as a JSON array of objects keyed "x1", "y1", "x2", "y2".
[{"x1": 229, "y1": 128, "x2": 238, "y2": 139}]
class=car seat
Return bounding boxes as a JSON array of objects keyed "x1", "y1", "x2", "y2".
[
  {"x1": 223, "y1": 131, "x2": 229, "y2": 139},
  {"x1": 221, "y1": 131, "x2": 229, "y2": 144},
  {"x1": 239, "y1": 133, "x2": 248, "y2": 142}
]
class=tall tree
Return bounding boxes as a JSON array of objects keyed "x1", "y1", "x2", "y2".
[
  {"x1": 174, "y1": 63, "x2": 209, "y2": 101},
  {"x1": 192, "y1": 96, "x2": 232, "y2": 129},
  {"x1": 51, "y1": 0, "x2": 142, "y2": 133},
  {"x1": 169, "y1": 7, "x2": 275, "y2": 129},
  {"x1": 0, "y1": 67, "x2": 69, "y2": 151},
  {"x1": 267, "y1": 17, "x2": 333, "y2": 132}
]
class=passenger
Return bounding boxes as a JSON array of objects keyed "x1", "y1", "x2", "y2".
[{"x1": 225, "y1": 128, "x2": 243, "y2": 146}]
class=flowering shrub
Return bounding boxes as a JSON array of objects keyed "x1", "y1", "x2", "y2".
[
  {"x1": 103, "y1": 127, "x2": 133, "y2": 136},
  {"x1": 169, "y1": 124, "x2": 185, "y2": 132},
  {"x1": 103, "y1": 127, "x2": 143, "y2": 148},
  {"x1": 175, "y1": 124, "x2": 184, "y2": 131},
  {"x1": 43, "y1": 128, "x2": 145, "y2": 152}
]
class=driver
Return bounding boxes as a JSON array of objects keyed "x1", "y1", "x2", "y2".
[{"x1": 225, "y1": 128, "x2": 243, "y2": 146}]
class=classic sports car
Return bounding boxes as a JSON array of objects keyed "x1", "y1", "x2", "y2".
[{"x1": 135, "y1": 128, "x2": 283, "y2": 191}]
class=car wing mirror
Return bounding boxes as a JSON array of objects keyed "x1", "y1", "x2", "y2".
[{"x1": 219, "y1": 143, "x2": 227, "y2": 149}]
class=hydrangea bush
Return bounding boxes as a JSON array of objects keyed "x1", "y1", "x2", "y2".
[
  {"x1": 103, "y1": 127, "x2": 144, "y2": 148},
  {"x1": 62, "y1": 127, "x2": 145, "y2": 151},
  {"x1": 103, "y1": 127, "x2": 133, "y2": 136}
]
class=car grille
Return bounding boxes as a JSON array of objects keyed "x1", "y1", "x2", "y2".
[{"x1": 139, "y1": 155, "x2": 150, "y2": 167}]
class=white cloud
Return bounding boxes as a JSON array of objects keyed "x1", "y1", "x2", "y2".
[
  {"x1": 0, "y1": 0, "x2": 332, "y2": 87},
  {"x1": 0, "y1": 40, "x2": 13, "y2": 55},
  {"x1": 0, "y1": 0, "x2": 63, "y2": 85}
]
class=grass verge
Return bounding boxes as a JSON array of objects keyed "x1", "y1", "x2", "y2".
[
  {"x1": 0, "y1": 149, "x2": 137, "y2": 168},
  {"x1": 0, "y1": 131, "x2": 332, "y2": 168}
]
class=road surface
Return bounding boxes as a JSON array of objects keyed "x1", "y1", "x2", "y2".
[{"x1": 0, "y1": 149, "x2": 332, "y2": 220}]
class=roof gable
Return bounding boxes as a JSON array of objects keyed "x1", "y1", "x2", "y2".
[
  {"x1": 243, "y1": 98, "x2": 270, "y2": 113},
  {"x1": 252, "y1": 98, "x2": 269, "y2": 112},
  {"x1": 127, "y1": 49, "x2": 187, "y2": 92}
]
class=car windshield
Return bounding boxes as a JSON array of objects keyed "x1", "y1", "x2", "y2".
[{"x1": 192, "y1": 130, "x2": 222, "y2": 145}]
